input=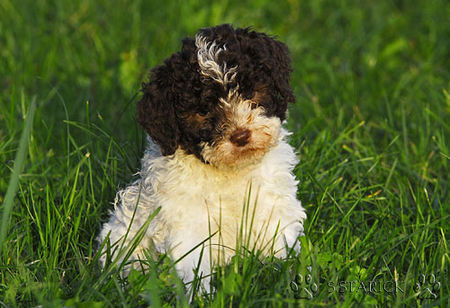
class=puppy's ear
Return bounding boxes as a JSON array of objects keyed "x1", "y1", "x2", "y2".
[
  {"x1": 265, "y1": 36, "x2": 296, "y2": 104},
  {"x1": 137, "y1": 65, "x2": 180, "y2": 156}
]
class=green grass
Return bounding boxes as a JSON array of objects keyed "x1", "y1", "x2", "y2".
[{"x1": 0, "y1": 0, "x2": 448, "y2": 306}]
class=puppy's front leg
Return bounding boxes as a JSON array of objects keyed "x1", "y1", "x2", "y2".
[
  {"x1": 170, "y1": 232, "x2": 214, "y2": 295},
  {"x1": 97, "y1": 182, "x2": 155, "y2": 272}
]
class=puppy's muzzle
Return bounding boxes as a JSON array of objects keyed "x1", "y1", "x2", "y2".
[{"x1": 230, "y1": 129, "x2": 251, "y2": 147}]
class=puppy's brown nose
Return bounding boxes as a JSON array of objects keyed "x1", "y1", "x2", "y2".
[{"x1": 230, "y1": 129, "x2": 251, "y2": 147}]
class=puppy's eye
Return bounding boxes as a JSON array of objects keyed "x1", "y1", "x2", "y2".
[
  {"x1": 199, "y1": 128, "x2": 210, "y2": 139},
  {"x1": 250, "y1": 101, "x2": 259, "y2": 109},
  {"x1": 197, "y1": 110, "x2": 209, "y2": 116}
]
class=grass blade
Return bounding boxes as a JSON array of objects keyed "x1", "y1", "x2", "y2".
[{"x1": 0, "y1": 97, "x2": 36, "y2": 251}]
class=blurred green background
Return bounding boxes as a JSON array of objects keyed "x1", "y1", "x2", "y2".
[{"x1": 3, "y1": 0, "x2": 448, "y2": 135}]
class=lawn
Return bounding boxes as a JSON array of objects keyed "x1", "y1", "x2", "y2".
[{"x1": 0, "y1": 0, "x2": 448, "y2": 306}]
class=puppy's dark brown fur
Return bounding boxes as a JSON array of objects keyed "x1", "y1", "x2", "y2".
[{"x1": 137, "y1": 24, "x2": 295, "y2": 159}]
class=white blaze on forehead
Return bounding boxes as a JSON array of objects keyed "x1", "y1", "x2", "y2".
[
  {"x1": 218, "y1": 86, "x2": 240, "y2": 108},
  {"x1": 195, "y1": 34, "x2": 237, "y2": 86}
]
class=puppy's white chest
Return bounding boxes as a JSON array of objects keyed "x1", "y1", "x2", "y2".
[
  {"x1": 157, "y1": 162, "x2": 260, "y2": 225},
  {"x1": 148, "y1": 144, "x2": 302, "y2": 258}
]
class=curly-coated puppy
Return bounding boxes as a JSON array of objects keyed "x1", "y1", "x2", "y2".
[{"x1": 97, "y1": 24, "x2": 306, "y2": 291}]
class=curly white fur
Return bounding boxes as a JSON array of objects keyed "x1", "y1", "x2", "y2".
[
  {"x1": 97, "y1": 129, "x2": 306, "y2": 290},
  {"x1": 195, "y1": 34, "x2": 237, "y2": 86}
]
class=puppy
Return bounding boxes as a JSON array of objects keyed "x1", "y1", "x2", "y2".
[{"x1": 97, "y1": 24, "x2": 306, "y2": 291}]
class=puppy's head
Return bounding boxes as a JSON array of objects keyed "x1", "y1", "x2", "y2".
[{"x1": 138, "y1": 24, "x2": 295, "y2": 169}]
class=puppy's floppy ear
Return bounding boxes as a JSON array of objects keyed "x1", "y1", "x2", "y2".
[
  {"x1": 265, "y1": 36, "x2": 296, "y2": 104},
  {"x1": 239, "y1": 27, "x2": 296, "y2": 120},
  {"x1": 137, "y1": 65, "x2": 180, "y2": 156}
]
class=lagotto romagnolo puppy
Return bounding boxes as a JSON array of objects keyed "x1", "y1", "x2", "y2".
[{"x1": 97, "y1": 24, "x2": 307, "y2": 290}]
